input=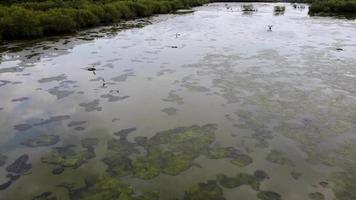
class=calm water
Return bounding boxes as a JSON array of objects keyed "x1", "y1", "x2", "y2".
[{"x1": 1, "y1": 3, "x2": 356, "y2": 200}]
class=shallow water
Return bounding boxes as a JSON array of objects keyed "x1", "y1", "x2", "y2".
[{"x1": 1, "y1": 3, "x2": 356, "y2": 200}]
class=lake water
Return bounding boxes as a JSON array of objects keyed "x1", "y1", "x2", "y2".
[{"x1": 0, "y1": 3, "x2": 356, "y2": 200}]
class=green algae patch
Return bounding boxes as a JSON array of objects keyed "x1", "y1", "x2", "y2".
[
  {"x1": 217, "y1": 171, "x2": 266, "y2": 190},
  {"x1": 161, "y1": 152, "x2": 194, "y2": 176},
  {"x1": 132, "y1": 155, "x2": 161, "y2": 180},
  {"x1": 102, "y1": 152, "x2": 133, "y2": 177},
  {"x1": 266, "y1": 150, "x2": 293, "y2": 166},
  {"x1": 254, "y1": 170, "x2": 269, "y2": 181},
  {"x1": 103, "y1": 124, "x2": 254, "y2": 180},
  {"x1": 184, "y1": 180, "x2": 225, "y2": 200},
  {"x1": 0, "y1": 154, "x2": 7, "y2": 167},
  {"x1": 41, "y1": 145, "x2": 95, "y2": 168},
  {"x1": 257, "y1": 191, "x2": 281, "y2": 200},
  {"x1": 309, "y1": 192, "x2": 325, "y2": 200},
  {"x1": 205, "y1": 147, "x2": 239, "y2": 159},
  {"x1": 231, "y1": 154, "x2": 253, "y2": 167},
  {"x1": 21, "y1": 135, "x2": 60, "y2": 147},
  {"x1": 68, "y1": 176, "x2": 159, "y2": 200}
]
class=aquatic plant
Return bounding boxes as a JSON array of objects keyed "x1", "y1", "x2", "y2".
[
  {"x1": 205, "y1": 147, "x2": 240, "y2": 159},
  {"x1": 266, "y1": 149, "x2": 293, "y2": 166},
  {"x1": 68, "y1": 175, "x2": 159, "y2": 200},
  {"x1": 161, "y1": 152, "x2": 194, "y2": 175},
  {"x1": 41, "y1": 145, "x2": 95, "y2": 168},
  {"x1": 230, "y1": 154, "x2": 253, "y2": 167},
  {"x1": 257, "y1": 191, "x2": 281, "y2": 200},
  {"x1": 102, "y1": 152, "x2": 132, "y2": 177},
  {"x1": 309, "y1": 192, "x2": 325, "y2": 200},
  {"x1": 21, "y1": 134, "x2": 60, "y2": 147},
  {"x1": 254, "y1": 170, "x2": 269, "y2": 181},
  {"x1": 132, "y1": 154, "x2": 161, "y2": 179},
  {"x1": 6, "y1": 154, "x2": 32, "y2": 174},
  {"x1": 217, "y1": 172, "x2": 263, "y2": 191},
  {"x1": 184, "y1": 180, "x2": 225, "y2": 200}
]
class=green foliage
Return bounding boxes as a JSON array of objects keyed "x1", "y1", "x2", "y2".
[
  {"x1": 0, "y1": 0, "x2": 209, "y2": 40},
  {"x1": 0, "y1": 6, "x2": 42, "y2": 39},
  {"x1": 309, "y1": 0, "x2": 356, "y2": 14}
]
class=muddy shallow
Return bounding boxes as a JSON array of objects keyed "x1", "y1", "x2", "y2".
[{"x1": 1, "y1": 3, "x2": 356, "y2": 200}]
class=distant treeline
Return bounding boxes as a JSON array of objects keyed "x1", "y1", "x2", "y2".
[
  {"x1": 309, "y1": 0, "x2": 356, "y2": 14},
  {"x1": 0, "y1": 0, "x2": 208, "y2": 40}
]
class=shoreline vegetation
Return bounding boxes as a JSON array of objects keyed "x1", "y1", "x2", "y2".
[
  {"x1": 0, "y1": 0, "x2": 209, "y2": 40},
  {"x1": 0, "y1": 0, "x2": 355, "y2": 41}
]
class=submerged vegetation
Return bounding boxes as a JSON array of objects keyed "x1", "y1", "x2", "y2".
[{"x1": 0, "y1": 0, "x2": 208, "y2": 40}]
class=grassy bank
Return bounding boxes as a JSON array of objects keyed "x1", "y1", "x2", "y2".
[
  {"x1": 309, "y1": 0, "x2": 356, "y2": 15},
  {"x1": 0, "y1": 0, "x2": 208, "y2": 40}
]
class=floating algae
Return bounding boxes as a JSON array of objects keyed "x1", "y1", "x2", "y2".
[
  {"x1": 132, "y1": 154, "x2": 161, "y2": 179},
  {"x1": 41, "y1": 145, "x2": 95, "y2": 168},
  {"x1": 230, "y1": 154, "x2": 253, "y2": 167},
  {"x1": 309, "y1": 192, "x2": 325, "y2": 200},
  {"x1": 161, "y1": 152, "x2": 195, "y2": 176},
  {"x1": 67, "y1": 176, "x2": 159, "y2": 200},
  {"x1": 205, "y1": 147, "x2": 240, "y2": 159},
  {"x1": 104, "y1": 132, "x2": 138, "y2": 177},
  {"x1": 6, "y1": 154, "x2": 32, "y2": 174},
  {"x1": 102, "y1": 124, "x2": 225, "y2": 179},
  {"x1": 266, "y1": 149, "x2": 293, "y2": 166},
  {"x1": 21, "y1": 135, "x2": 60, "y2": 147},
  {"x1": 217, "y1": 171, "x2": 265, "y2": 190},
  {"x1": 254, "y1": 170, "x2": 269, "y2": 181},
  {"x1": 257, "y1": 191, "x2": 281, "y2": 200},
  {"x1": 184, "y1": 180, "x2": 225, "y2": 200}
]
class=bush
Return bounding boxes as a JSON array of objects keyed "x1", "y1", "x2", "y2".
[
  {"x1": 0, "y1": 0, "x2": 210, "y2": 40},
  {"x1": 309, "y1": 0, "x2": 356, "y2": 14},
  {"x1": 0, "y1": 6, "x2": 42, "y2": 39},
  {"x1": 64, "y1": 9, "x2": 100, "y2": 28},
  {"x1": 38, "y1": 9, "x2": 76, "y2": 34}
]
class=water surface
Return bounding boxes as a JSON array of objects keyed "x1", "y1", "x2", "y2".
[{"x1": 1, "y1": 3, "x2": 356, "y2": 200}]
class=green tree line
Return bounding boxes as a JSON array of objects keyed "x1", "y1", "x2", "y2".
[
  {"x1": 309, "y1": 0, "x2": 356, "y2": 14},
  {"x1": 0, "y1": 0, "x2": 208, "y2": 40}
]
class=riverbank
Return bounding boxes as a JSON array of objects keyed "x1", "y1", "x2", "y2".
[{"x1": 0, "y1": 0, "x2": 208, "y2": 41}]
